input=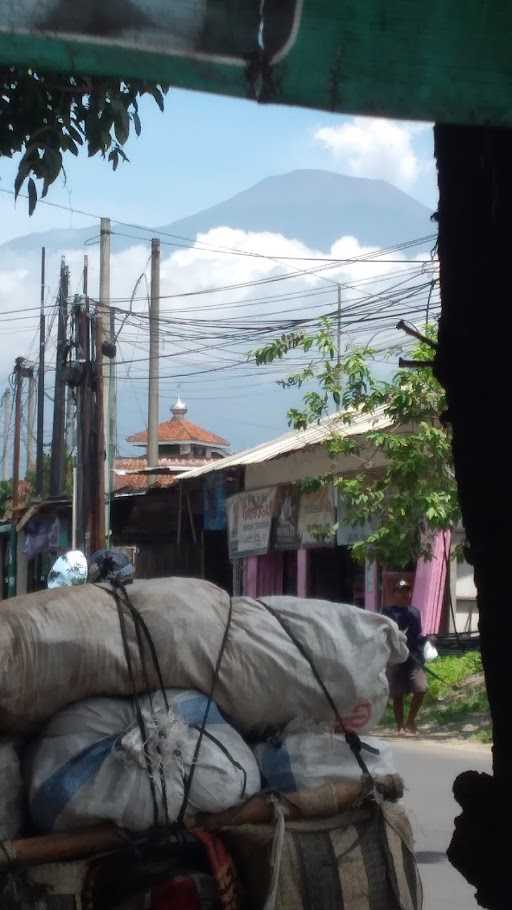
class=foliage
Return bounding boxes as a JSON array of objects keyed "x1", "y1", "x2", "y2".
[
  {"x1": 379, "y1": 652, "x2": 490, "y2": 741},
  {"x1": 425, "y1": 650, "x2": 482, "y2": 700},
  {"x1": 0, "y1": 67, "x2": 168, "y2": 213},
  {"x1": 26, "y1": 452, "x2": 73, "y2": 498},
  {"x1": 0, "y1": 480, "x2": 11, "y2": 519},
  {"x1": 255, "y1": 320, "x2": 460, "y2": 567}
]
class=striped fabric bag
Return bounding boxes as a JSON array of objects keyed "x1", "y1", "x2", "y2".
[{"x1": 222, "y1": 803, "x2": 422, "y2": 910}]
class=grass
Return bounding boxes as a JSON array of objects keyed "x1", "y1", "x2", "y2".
[{"x1": 379, "y1": 651, "x2": 491, "y2": 742}]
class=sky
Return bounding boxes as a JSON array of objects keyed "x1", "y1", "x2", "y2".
[
  {"x1": 0, "y1": 89, "x2": 437, "y2": 244},
  {"x1": 0, "y1": 89, "x2": 438, "y2": 455}
]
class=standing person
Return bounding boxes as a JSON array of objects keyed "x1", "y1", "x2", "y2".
[{"x1": 383, "y1": 579, "x2": 427, "y2": 735}]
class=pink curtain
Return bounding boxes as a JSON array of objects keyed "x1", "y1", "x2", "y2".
[
  {"x1": 257, "y1": 551, "x2": 284, "y2": 596},
  {"x1": 412, "y1": 530, "x2": 451, "y2": 634},
  {"x1": 245, "y1": 556, "x2": 258, "y2": 597},
  {"x1": 243, "y1": 552, "x2": 285, "y2": 597}
]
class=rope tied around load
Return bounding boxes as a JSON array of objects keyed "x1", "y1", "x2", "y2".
[{"x1": 256, "y1": 600, "x2": 379, "y2": 784}]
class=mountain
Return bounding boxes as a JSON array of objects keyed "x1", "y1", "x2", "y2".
[
  {"x1": 0, "y1": 171, "x2": 435, "y2": 452},
  {"x1": 0, "y1": 170, "x2": 433, "y2": 259},
  {"x1": 158, "y1": 170, "x2": 434, "y2": 251}
]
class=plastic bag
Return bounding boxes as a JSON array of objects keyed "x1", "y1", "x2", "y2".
[
  {"x1": 47, "y1": 551, "x2": 88, "y2": 589},
  {"x1": 254, "y1": 726, "x2": 396, "y2": 792},
  {"x1": 25, "y1": 689, "x2": 261, "y2": 833},
  {"x1": 423, "y1": 639, "x2": 439, "y2": 661}
]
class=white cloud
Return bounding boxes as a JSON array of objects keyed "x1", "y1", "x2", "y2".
[
  {"x1": 0, "y1": 226, "x2": 437, "y2": 453},
  {"x1": 314, "y1": 117, "x2": 432, "y2": 191}
]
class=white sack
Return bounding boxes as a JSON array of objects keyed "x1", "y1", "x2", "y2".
[
  {"x1": 25, "y1": 689, "x2": 260, "y2": 833},
  {"x1": 0, "y1": 578, "x2": 408, "y2": 735},
  {"x1": 254, "y1": 726, "x2": 396, "y2": 792},
  {"x1": 0, "y1": 737, "x2": 24, "y2": 839}
]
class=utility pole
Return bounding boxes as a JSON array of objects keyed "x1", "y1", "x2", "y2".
[
  {"x1": 93, "y1": 217, "x2": 111, "y2": 550},
  {"x1": 109, "y1": 308, "x2": 117, "y2": 465},
  {"x1": 147, "y1": 237, "x2": 160, "y2": 467},
  {"x1": 336, "y1": 284, "x2": 341, "y2": 367},
  {"x1": 36, "y1": 247, "x2": 46, "y2": 497},
  {"x1": 76, "y1": 255, "x2": 94, "y2": 554},
  {"x1": 50, "y1": 258, "x2": 69, "y2": 497},
  {"x1": 26, "y1": 371, "x2": 36, "y2": 474},
  {"x1": 12, "y1": 359, "x2": 32, "y2": 508},
  {"x1": 336, "y1": 284, "x2": 342, "y2": 412},
  {"x1": 1, "y1": 388, "x2": 11, "y2": 482}
]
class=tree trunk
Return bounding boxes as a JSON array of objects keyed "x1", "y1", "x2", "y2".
[{"x1": 434, "y1": 124, "x2": 512, "y2": 910}]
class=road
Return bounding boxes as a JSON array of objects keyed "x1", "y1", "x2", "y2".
[{"x1": 391, "y1": 738, "x2": 491, "y2": 909}]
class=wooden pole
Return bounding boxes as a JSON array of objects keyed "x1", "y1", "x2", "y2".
[
  {"x1": 12, "y1": 358, "x2": 24, "y2": 509},
  {"x1": 35, "y1": 247, "x2": 45, "y2": 497},
  {"x1": 49, "y1": 258, "x2": 68, "y2": 497},
  {"x1": 26, "y1": 370, "x2": 36, "y2": 474}
]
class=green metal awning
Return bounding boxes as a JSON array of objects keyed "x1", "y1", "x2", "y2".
[{"x1": 1, "y1": 1, "x2": 512, "y2": 126}]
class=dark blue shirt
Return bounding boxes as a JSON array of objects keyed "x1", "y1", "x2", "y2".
[{"x1": 383, "y1": 605, "x2": 424, "y2": 664}]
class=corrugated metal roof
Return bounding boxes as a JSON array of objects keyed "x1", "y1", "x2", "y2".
[{"x1": 177, "y1": 408, "x2": 391, "y2": 482}]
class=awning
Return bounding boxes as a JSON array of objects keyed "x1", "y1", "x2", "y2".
[{"x1": 1, "y1": 1, "x2": 512, "y2": 127}]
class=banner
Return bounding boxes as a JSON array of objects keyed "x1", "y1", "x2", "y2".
[
  {"x1": 298, "y1": 486, "x2": 335, "y2": 548},
  {"x1": 336, "y1": 493, "x2": 376, "y2": 547},
  {"x1": 226, "y1": 487, "x2": 277, "y2": 560},
  {"x1": 274, "y1": 485, "x2": 301, "y2": 550},
  {"x1": 202, "y1": 474, "x2": 226, "y2": 531},
  {"x1": 0, "y1": 1, "x2": 510, "y2": 130}
]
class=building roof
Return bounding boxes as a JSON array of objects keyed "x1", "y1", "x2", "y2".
[
  {"x1": 113, "y1": 455, "x2": 224, "y2": 492},
  {"x1": 127, "y1": 396, "x2": 229, "y2": 449},
  {"x1": 176, "y1": 407, "x2": 391, "y2": 482}
]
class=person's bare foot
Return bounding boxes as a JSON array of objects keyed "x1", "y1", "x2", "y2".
[
  {"x1": 404, "y1": 724, "x2": 418, "y2": 736},
  {"x1": 395, "y1": 726, "x2": 404, "y2": 735}
]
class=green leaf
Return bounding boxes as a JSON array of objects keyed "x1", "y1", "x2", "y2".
[
  {"x1": 27, "y1": 177, "x2": 37, "y2": 215},
  {"x1": 149, "y1": 86, "x2": 165, "y2": 112},
  {"x1": 114, "y1": 105, "x2": 130, "y2": 145},
  {"x1": 42, "y1": 147, "x2": 62, "y2": 182}
]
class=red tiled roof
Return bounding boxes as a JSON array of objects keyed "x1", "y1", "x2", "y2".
[
  {"x1": 113, "y1": 455, "x2": 224, "y2": 493},
  {"x1": 127, "y1": 416, "x2": 229, "y2": 447}
]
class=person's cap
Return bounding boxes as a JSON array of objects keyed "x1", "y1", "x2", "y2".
[{"x1": 394, "y1": 578, "x2": 411, "y2": 590}]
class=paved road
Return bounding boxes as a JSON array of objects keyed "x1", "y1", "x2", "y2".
[{"x1": 391, "y1": 738, "x2": 491, "y2": 909}]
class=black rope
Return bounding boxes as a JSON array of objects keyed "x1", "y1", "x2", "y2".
[
  {"x1": 112, "y1": 585, "x2": 161, "y2": 828},
  {"x1": 256, "y1": 599, "x2": 378, "y2": 780},
  {"x1": 177, "y1": 597, "x2": 234, "y2": 825},
  {"x1": 116, "y1": 584, "x2": 172, "y2": 828},
  {"x1": 194, "y1": 727, "x2": 248, "y2": 799},
  {"x1": 102, "y1": 582, "x2": 172, "y2": 829}
]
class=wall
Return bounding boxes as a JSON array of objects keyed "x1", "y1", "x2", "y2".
[
  {"x1": 449, "y1": 536, "x2": 478, "y2": 633},
  {"x1": 244, "y1": 442, "x2": 387, "y2": 491}
]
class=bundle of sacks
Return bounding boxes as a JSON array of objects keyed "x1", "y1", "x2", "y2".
[{"x1": 0, "y1": 575, "x2": 409, "y2": 835}]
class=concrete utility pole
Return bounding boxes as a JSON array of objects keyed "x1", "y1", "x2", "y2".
[
  {"x1": 147, "y1": 237, "x2": 160, "y2": 467},
  {"x1": 336, "y1": 283, "x2": 342, "y2": 367},
  {"x1": 1, "y1": 388, "x2": 11, "y2": 482},
  {"x1": 36, "y1": 247, "x2": 46, "y2": 497},
  {"x1": 93, "y1": 217, "x2": 111, "y2": 549}
]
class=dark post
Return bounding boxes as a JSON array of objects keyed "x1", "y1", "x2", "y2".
[
  {"x1": 49, "y1": 258, "x2": 69, "y2": 497},
  {"x1": 435, "y1": 124, "x2": 511, "y2": 910},
  {"x1": 35, "y1": 247, "x2": 45, "y2": 497}
]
